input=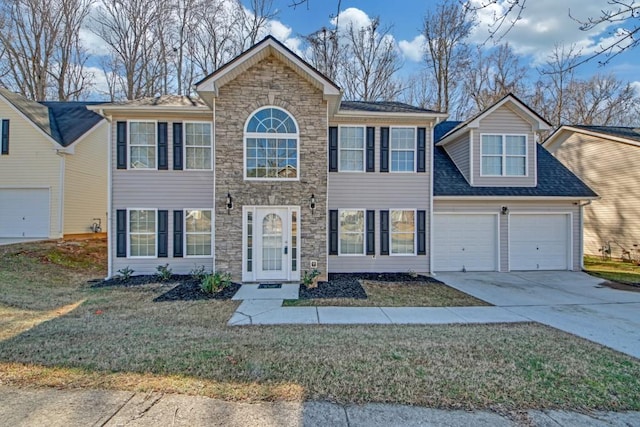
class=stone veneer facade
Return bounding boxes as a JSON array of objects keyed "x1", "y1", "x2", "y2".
[{"x1": 214, "y1": 56, "x2": 328, "y2": 281}]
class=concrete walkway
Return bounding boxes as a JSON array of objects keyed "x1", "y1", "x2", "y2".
[{"x1": 2, "y1": 385, "x2": 639, "y2": 427}]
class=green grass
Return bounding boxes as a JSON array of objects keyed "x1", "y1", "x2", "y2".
[
  {"x1": 584, "y1": 255, "x2": 640, "y2": 285},
  {"x1": 1, "y1": 240, "x2": 640, "y2": 410},
  {"x1": 284, "y1": 280, "x2": 490, "y2": 307}
]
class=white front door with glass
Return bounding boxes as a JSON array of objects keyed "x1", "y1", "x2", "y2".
[{"x1": 243, "y1": 206, "x2": 300, "y2": 282}]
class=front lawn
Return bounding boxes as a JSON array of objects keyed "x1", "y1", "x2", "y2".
[
  {"x1": 1, "y1": 240, "x2": 639, "y2": 411},
  {"x1": 584, "y1": 255, "x2": 640, "y2": 285}
]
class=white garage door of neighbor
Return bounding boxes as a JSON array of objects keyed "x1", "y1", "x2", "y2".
[
  {"x1": 510, "y1": 214, "x2": 569, "y2": 271},
  {"x1": 0, "y1": 189, "x2": 50, "y2": 238},
  {"x1": 433, "y1": 214, "x2": 498, "y2": 272}
]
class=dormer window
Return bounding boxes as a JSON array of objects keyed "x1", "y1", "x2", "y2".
[{"x1": 481, "y1": 134, "x2": 527, "y2": 176}]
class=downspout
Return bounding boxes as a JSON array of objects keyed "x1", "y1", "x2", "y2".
[
  {"x1": 56, "y1": 150, "x2": 66, "y2": 238},
  {"x1": 576, "y1": 200, "x2": 592, "y2": 270},
  {"x1": 103, "y1": 111, "x2": 114, "y2": 279},
  {"x1": 212, "y1": 97, "x2": 216, "y2": 273},
  {"x1": 429, "y1": 118, "x2": 439, "y2": 275}
]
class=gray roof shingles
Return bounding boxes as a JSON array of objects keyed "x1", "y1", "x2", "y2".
[
  {"x1": 340, "y1": 101, "x2": 441, "y2": 114},
  {"x1": 570, "y1": 125, "x2": 640, "y2": 144},
  {"x1": 434, "y1": 121, "x2": 597, "y2": 198}
]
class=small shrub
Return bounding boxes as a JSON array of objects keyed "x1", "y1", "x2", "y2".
[
  {"x1": 156, "y1": 264, "x2": 173, "y2": 281},
  {"x1": 302, "y1": 269, "x2": 321, "y2": 288},
  {"x1": 201, "y1": 271, "x2": 232, "y2": 294},
  {"x1": 116, "y1": 266, "x2": 134, "y2": 281},
  {"x1": 190, "y1": 265, "x2": 208, "y2": 282}
]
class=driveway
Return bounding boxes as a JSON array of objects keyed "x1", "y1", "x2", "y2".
[{"x1": 437, "y1": 271, "x2": 640, "y2": 359}]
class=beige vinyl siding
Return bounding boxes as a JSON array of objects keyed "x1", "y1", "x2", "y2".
[
  {"x1": 63, "y1": 121, "x2": 108, "y2": 235},
  {"x1": 472, "y1": 105, "x2": 537, "y2": 187},
  {"x1": 434, "y1": 200, "x2": 581, "y2": 271},
  {"x1": 328, "y1": 124, "x2": 432, "y2": 273},
  {"x1": 443, "y1": 134, "x2": 470, "y2": 182},
  {"x1": 0, "y1": 99, "x2": 61, "y2": 238},
  {"x1": 549, "y1": 132, "x2": 640, "y2": 258},
  {"x1": 110, "y1": 113, "x2": 215, "y2": 275}
]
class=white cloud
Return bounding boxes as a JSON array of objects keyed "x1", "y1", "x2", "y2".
[
  {"x1": 399, "y1": 35, "x2": 425, "y2": 62},
  {"x1": 267, "y1": 19, "x2": 293, "y2": 41},
  {"x1": 331, "y1": 7, "x2": 372, "y2": 31},
  {"x1": 631, "y1": 81, "x2": 640, "y2": 95},
  {"x1": 79, "y1": 28, "x2": 111, "y2": 57},
  {"x1": 468, "y1": 0, "x2": 633, "y2": 64}
]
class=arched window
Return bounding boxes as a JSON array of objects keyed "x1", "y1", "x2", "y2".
[{"x1": 245, "y1": 107, "x2": 299, "y2": 179}]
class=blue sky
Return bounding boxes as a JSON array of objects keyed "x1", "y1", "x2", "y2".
[{"x1": 262, "y1": 0, "x2": 640, "y2": 89}]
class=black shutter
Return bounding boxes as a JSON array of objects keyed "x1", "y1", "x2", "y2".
[
  {"x1": 173, "y1": 210, "x2": 184, "y2": 257},
  {"x1": 116, "y1": 209, "x2": 127, "y2": 257},
  {"x1": 1, "y1": 119, "x2": 9, "y2": 155},
  {"x1": 116, "y1": 121, "x2": 127, "y2": 169},
  {"x1": 380, "y1": 127, "x2": 389, "y2": 172},
  {"x1": 366, "y1": 210, "x2": 375, "y2": 255},
  {"x1": 417, "y1": 127, "x2": 426, "y2": 173},
  {"x1": 173, "y1": 123, "x2": 183, "y2": 170},
  {"x1": 366, "y1": 127, "x2": 375, "y2": 172},
  {"x1": 417, "y1": 210, "x2": 426, "y2": 255},
  {"x1": 157, "y1": 122, "x2": 168, "y2": 170},
  {"x1": 380, "y1": 210, "x2": 389, "y2": 255},
  {"x1": 158, "y1": 210, "x2": 168, "y2": 257},
  {"x1": 329, "y1": 126, "x2": 338, "y2": 172},
  {"x1": 329, "y1": 209, "x2": 338, "y2": 255}
]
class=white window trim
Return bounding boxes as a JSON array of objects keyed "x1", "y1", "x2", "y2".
[
  {"x1": 338, "y1": 208, "x2": 366, "y2": 256},
  {"x1": 338, "y1": 125, "x2": 366, "y2": 173},
  {"x1": 127, "y1": 120, "x2": 158, "y2": 170},
  {"x1": 389, "y1": 208, "x2": 417, "y2": 256},
  {"x1": 480, "y1": 133, "x2": 528, "y2": 177},
  {"x1": 389, "y1": 126, "x2": 417, "y2": 173},
  {"x1": 183, "y1": 208, "x2": 213, "y2": 258},
  {"x1": 183, "y1": 121, "x2": 213, "y2": 171},
  {"x1": 243, "y1": 106, "x2": 300, "y2": 181},
  {"x1": 126, "y1": 208, "x2": 157, "y2": 259}
]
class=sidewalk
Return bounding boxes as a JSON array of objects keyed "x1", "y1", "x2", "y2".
[{"x1": 2, "y1": 385, "x2": 639, "y2": 426}]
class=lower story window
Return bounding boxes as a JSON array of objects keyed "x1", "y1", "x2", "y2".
[
  {"x1": 390, "y1": 210, "x2": 415, "y2": 255},
  {"x1": 339, "y1": 210, "x2": 365, "y2": 255},
  {"x1": 185, "y1": 210, "x2": 212, "y2": 256},
  {"x1": 129, "y1": 209, "x2": 156, "y2": 257}
]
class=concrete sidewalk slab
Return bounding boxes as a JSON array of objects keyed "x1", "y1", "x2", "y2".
[
  {"x1": 380, "y1": 307, "x2": 466, "y2": 324},
  {"x1": 317, "y1": 307, "x2": 392, "y2": 324},
  {"x1": 232, "y1": 284, "x2": 299, "y2": 300},
  {"x1": 248, "y1": 307, "x2": 319, "y2": 325},
  {"x1": 447, "y1": 306, "x2": 530, "y2": 323}
]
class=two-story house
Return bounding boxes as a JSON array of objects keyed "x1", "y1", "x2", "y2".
[{"x1": 91, "y1": 36, "x2": 596, "y2": 281}]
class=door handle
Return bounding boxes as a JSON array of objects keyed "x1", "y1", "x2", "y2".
[{"x1": 284, "y1": 246, "x2": 288, "y2": 255}]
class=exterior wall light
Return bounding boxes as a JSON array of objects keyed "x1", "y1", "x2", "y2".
[
  {"x1": 501, "y1": 206, "x2": 509, "y2": 215},
  {"x1": 226, "y1": 192, "x2": 233, "y2": 213}
]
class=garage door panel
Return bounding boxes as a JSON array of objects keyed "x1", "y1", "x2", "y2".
[
  {"x1": 434, "y1": 214, "x2": 497, "y2": 272},
  {"x1": 510, "y1": 214, "x2": 569, "y2": 271},
  {"x1": 0, "y1": 189, "x2": 50, "y2": 238}
]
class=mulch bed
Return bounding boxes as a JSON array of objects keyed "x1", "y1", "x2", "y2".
[
  {"x1": 89, "y1": 275, "x2": 241, "y2": 301},
  {"x1": 299, "y1": 272, "x2": 442, "y2": 300},
  {"x1": 600, "y1": 281, "x2": 640, "y2": 293}
]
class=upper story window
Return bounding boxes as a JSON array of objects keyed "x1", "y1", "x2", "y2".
[
  {"x1": 185, "y1": 122, "x2": 212, "y2": 170},
  {"x1": 129, "y1": 121, "x2": 156, "y2": 169},
  {"x1": 245, "y1": 107, "x2": 298, "y2": 179},
  {"x1": 339, "y1": 126, "x2": 365, "y2": 172},
  {"x1": 390, "y1": 127, "x2": 415, "y2": 172},
  {"x1": 481, "y1": 134, "x2": 527, "y2": 176}
]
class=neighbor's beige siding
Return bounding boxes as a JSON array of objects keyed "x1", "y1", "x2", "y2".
[
  {"x1": 64, "y1": 121, "x2": 108, "y2": 235},
  {"x1": 548, "y1": 132, "x2": 640, "y2": 258},
  {"x1": 434, "y1": 200, "x2": 581, "y2": 271},
  {"x1": 472, "y1": 104, "x2": 537, "y2": 187},
  {"x1": 0, "y1": 98, "x2": 61, "y2": 238}
]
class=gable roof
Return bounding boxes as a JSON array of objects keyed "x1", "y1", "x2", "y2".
[
  {"x1": 196, "y1": 36, "x2": 341, "y2": 100},
  {"x1": 0, "y1": 88, "x2": 104, "y2": 147},
  {"x1": 437, "y1": 93, "x2": 551, "y2": 146},
  {"x1": 544, "y1": 125, "x2": 640, "y2": 148},
  {"x1": 433, "y1": 121, "x2": 597, "y2": 198}
]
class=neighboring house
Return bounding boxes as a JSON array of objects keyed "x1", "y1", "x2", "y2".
[
  {"x1": 0, "y1": 88, "x2": 107, "y2": 241},
  {"x1": 544, "y1": 125, "x2": 640, "y2": 259},
  {"x1": 90, "y1": 36, "x2": 596, "y2": 280}
]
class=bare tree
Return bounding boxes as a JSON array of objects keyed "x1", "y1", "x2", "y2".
[
  {"x1": 239, "y1": 0, "x2": 277, "y2": 50},
  {"x1": 422, "y1": 0, "x2": 476, "y2": 113},
  {"x1": 92, "y1": 0, "x2": 162, "y2": 100},
  {"x1": 0, "y1": 0, "x2": 93, "y2": 101},
  {"x1": 401, "y1": 72, "x2": 437, "y2": 109},
  {"x1": 303, "y1": 27, "x2": 341, "y2": 81},
  {"x1": 339, "y1": 18, "x2": 403, "y2": 101}
]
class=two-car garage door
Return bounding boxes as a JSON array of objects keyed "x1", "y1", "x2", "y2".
[
  {"x1": 0, "y1": 189, "x2": 50, "y2": 238},
  {"x1": 433, "y1": 213, "x2": 571, "y2": 272}
]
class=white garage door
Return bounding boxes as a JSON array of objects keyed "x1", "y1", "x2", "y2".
[
  {"x1": 433, "y1": 214, "x2": 498, "y2": 272},
  {"x1": 0, "y1": 189, "x2": 50, "y2": 238},
  {"x1": 510, "y1": 214, "x2": 570, "y2": 271}
]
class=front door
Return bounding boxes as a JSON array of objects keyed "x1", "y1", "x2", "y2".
[{"x1": 255, "y1": 208, "x2": 289, "y2": 281}]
